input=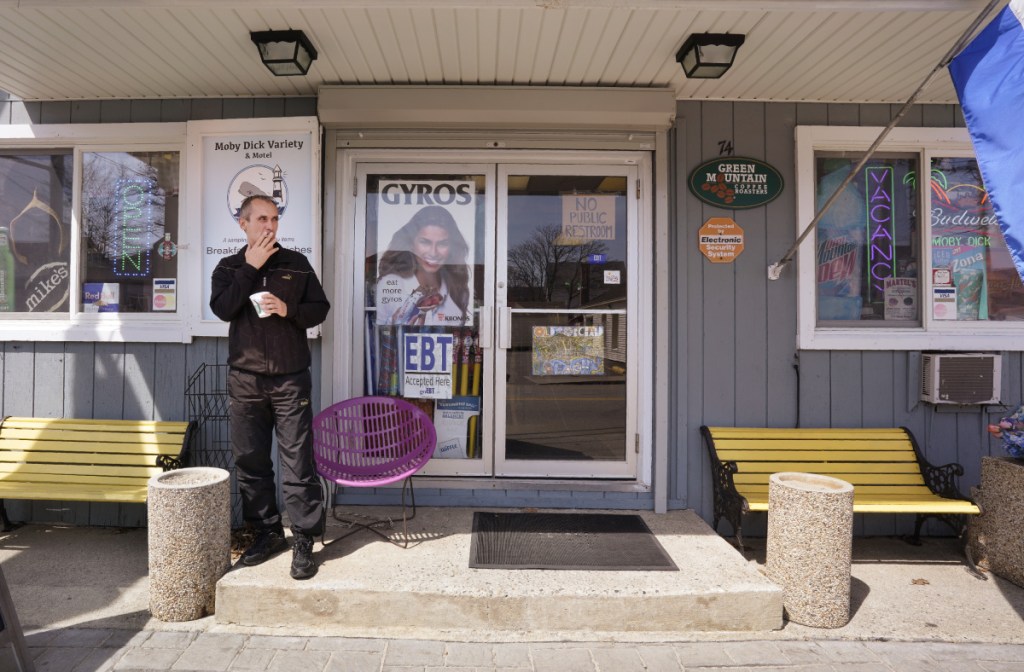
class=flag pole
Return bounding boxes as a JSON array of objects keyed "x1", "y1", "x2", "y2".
[{"x1": 767, "y1": 0, "x2": 1004, "y2": 281}]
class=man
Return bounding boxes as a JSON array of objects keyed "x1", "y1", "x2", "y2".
[{"x1": 210, "y1": 194, "x2": 330, "y2": 580}]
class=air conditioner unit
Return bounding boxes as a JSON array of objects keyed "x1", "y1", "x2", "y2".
[{"x1": 921, "y1": 353, "x2": 1001, "y2": 405}]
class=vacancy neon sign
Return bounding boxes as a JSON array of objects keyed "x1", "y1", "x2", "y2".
[{"x1": 865, "y1": 166, "x2": 895, "y2": 301}]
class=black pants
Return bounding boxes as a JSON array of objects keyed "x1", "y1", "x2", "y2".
[{"x1": 228, "y1": 368, "x2": 323, "y2": 536}]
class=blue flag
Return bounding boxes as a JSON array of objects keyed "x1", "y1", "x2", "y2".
[{"x1": 949, "y1": 0, "x2": 1024, "y2": 285}]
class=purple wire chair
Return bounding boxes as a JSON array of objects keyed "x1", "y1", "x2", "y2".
[{"x1": 312, "y1": 396, "x2": 436, "y2": 546}]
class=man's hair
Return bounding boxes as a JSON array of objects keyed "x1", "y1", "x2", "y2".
[{"x1": 239, "y1": 194, "x2": 279, "y2": 221}]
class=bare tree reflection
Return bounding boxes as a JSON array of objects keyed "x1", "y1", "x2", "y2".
[{"x1": 507, "y1": 223, "x2": 607, "y2": 307}]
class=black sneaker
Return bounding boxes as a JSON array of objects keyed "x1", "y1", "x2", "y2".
[
  {"x1": 242, "y1": 526, "x2": 288, "y2": 566},
  {"x1": 290, "y1": 533, "x2": 317, "y2": 580}
]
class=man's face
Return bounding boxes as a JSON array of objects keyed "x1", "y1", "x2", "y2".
[{"x1": 240, "y1": 199, "x2": 280, "y2": 247}]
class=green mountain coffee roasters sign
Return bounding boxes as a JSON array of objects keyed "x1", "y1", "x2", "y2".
[{"x1": 688, "y1": 157, "x2": 784, "y2": 209}]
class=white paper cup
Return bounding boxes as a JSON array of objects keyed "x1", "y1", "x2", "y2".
[{"x1": 249, "y1": 291, "x2": 270, "y2": 318}]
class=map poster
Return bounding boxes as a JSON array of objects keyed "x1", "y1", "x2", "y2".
[{"x1": 531, "y1": 325, "x2": 605, "y2": 376}]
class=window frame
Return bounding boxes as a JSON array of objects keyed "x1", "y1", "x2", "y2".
[
  {"x1": 1, "y1": 123, "x2": 187, "y2": 342},
  {"x1": 796, "y1": 125, "x2": 1021, "y2": 351}
]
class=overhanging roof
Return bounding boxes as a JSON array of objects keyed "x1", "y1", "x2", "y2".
[{"x1": 0, "y1": 0, "x2": 1004, "y2": 104}]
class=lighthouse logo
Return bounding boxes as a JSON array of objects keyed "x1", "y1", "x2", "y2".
[{"x1": 227, "y1": 164, "x2": 288, "y2": 217}]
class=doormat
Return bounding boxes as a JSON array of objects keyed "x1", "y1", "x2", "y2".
[{"x1": 469, "y1": 511, "x2": 678, "y2": 571}]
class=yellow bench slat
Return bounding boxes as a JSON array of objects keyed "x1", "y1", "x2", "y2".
[
  {"x1": 737, "y1": 483, "x2": 936, "y2": 495},
  {"x1": 0, "y1": 428, "x2": 186, "y2": 446},
  {"x1": 746, "y1": 502, "x2": 980, "y2": 514},
  {"x1": 0, "y1": 472, "x2": 155, "y2": 487},
  {"x1": 0, "y1": 440, "x2": 171, "y2": 456},
  {"x1": 706, "y1": 427, "x2": 911, "y2": 440},
  {"x1": 2, "y1": 417, "x2": 190, "y2": 432},
  {"x1": 0, "y1": 462, "x2": 161, "y2": 479},
  {"x1": 734, "y1": 473, "x2": 925, "y2": 486},
  {"x1": 744, "y1": 497, "x2": 979, "y2": 514},
  {"x1": 0, "y1": 447, "x2": 167, "y2": 464},
  {"x1": 0, "y1": 482, "x2": 148, "y2": 503},
  {"x1": 728, "y1": 462, "x2": 923, "y2": 474},
  {"x1": 714, "y1": 439, "x2": 915, "y2": 451},
  {"x1": 717, "y1": 449, "x2": 917, "y2": 462}
]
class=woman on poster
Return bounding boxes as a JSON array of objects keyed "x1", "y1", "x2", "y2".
[{"x1": 375, "y1": 204, "x2": 472, "y2": 326}]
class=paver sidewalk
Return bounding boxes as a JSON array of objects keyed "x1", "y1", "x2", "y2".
[{"x1": 20, "y1": 629, "x2": 1024, "y2": 672}]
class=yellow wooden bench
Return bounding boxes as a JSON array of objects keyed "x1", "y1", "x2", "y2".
[
  {"x1": 0, "y1": 416, "x2": 195, "y2": 530},
  {"x1": 700, "y1": 426, "x2": 981, "y2": 552}
]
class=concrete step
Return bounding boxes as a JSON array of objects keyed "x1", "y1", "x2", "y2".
[{"x1": 214, "y1": 508, "x2": 782, "y2": 639}]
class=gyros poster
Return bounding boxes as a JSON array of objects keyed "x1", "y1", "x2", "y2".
[{"x1": 375, "y1": 180, "x2": 476, "y2": 327}]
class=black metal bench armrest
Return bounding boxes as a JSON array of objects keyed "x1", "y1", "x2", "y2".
[
  {"x1": 901, "y1": 425, "x2": 969, "y2": 501},
  {"x1": 154, "y1": 420, "x2": 197, "y2": 471},
  {"x1": 922, "y1": 461, "x2": 968, "y2": 500}
]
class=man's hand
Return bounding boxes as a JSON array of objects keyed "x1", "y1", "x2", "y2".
[
  {"x1": 259, "y1": 292, "x2": 288, "y2": 318},
  {"x1": 245, "y1": 231, "x2": 278, "y2": 269}
]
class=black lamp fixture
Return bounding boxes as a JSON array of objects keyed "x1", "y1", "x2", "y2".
[
  {"x1": 675, "y1": 33, "x2": 745, "y2": 79},
  {"x1": 250, "y1": 30, "x2": 318, "y2": 76}
]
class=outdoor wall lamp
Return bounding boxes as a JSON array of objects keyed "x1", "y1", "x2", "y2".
[
  {"x1": 250, "y1": 30, "x2": 318, "y2": 76},
  {"x1": 675, "y1": 33, "x2": 745, "y2": 79}
]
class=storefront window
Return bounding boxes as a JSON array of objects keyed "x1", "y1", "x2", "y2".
[
  {"x1": 82, "y1": 151, "x2": 180, "y2": 313},
  {"x1": 798, "y1": 126, "x2": 1024, "y2": 350},
  {"x1": 929, "y1": 157, "x2": 1024, "y2": 322},
  {"x1": 0, "y1": 151, "x2": 73, "y2": 313},
  {"x1": 815, "y1": 154, "x2": 919, "y2": 325}
]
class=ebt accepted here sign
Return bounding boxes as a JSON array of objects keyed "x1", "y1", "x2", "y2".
[{"x1": 402, "y1": 332, "x2": 455, "y2": 399}]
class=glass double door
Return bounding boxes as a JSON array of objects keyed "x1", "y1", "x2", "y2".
[{"x1": 356, "y1": 158, "x2": 638, "y2": 479}]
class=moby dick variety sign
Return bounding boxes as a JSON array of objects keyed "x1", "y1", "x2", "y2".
[
  {"x1": 689, "y1": 157, "x2": 784, "y2": 209},
  {"x1": 197, "y1": 118, "x2": 318, "y2": 323}
]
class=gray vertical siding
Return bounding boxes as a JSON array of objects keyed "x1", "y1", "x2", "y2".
[
  {"x1": 671, "y1": 100, "x2": 1021, "y2": 536},
  {"x1": 0, "y1": 95, "x2": 651, "y2": 525},
  {"x1": 0, "y1": 97, "x2": 316, "y2": 527},
  {"x1": 3, "y1": 95, "x2": 1016, "y2": 532}
]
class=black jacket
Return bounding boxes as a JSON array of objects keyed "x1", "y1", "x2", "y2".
[{"x1": 210, "y1": 245, "x2": 330, "y2": 375}]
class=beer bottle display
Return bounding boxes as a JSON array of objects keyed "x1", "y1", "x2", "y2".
[{"x1": 0, "y1": 225, "x2": 15, "y2": 312}]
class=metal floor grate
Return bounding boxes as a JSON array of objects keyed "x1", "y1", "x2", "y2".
[{"x1": 469, "y1": 512, "x2": 678, "y2": 571}]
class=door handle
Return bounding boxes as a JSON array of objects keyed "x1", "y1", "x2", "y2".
[
  {"x1": 498, "y1": 307, "x2": 512, "y2": 349},
  {"x1": 478, "y1": 306, "x2": 493, "y2": 349}
]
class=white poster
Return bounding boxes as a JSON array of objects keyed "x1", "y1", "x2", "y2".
[
  {"x1": 883, "y1": 277, "x2": 917, "y2": 321},
  {"x1": 433, "y1": 397, "x2": 481, "y2": 459},
  {"x1": 402, "y1": 331, "x2": 455, "y2": 399},
  {"x1": 374, "y1": 181, "x2": 476, "y2": 327},
  {"x1": 199, "y1": 125, "x2": 316, "y2": 322}
]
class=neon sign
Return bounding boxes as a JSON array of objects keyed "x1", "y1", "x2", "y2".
[
  {"x1": 113, "y1": 177, "x2": 155, "y2": 277},
  {"x1": 865, "y1": 166, "x2": 894, "y2": 301}
]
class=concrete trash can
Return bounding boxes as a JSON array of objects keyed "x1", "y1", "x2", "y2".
[
  {"x1": 148, "y1": 467, "x2": 231, "y2": 621},
  {"x1": 766, "y1": 472, "x2": 854, "y2": 628},
  {"x1": 970, "y1": 456, "x2": 1024, "y2": 587}
]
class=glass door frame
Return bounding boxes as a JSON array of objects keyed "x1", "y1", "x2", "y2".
[
  {"x1": 351, "y1": 161, "x2": 497, "y2": 478},
  {"x1": 335, "y1": 149, "x2": 653, "y2": 483},
  {"x1": 494, "y1": 162, "x2": 640, "y2": 478}
]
